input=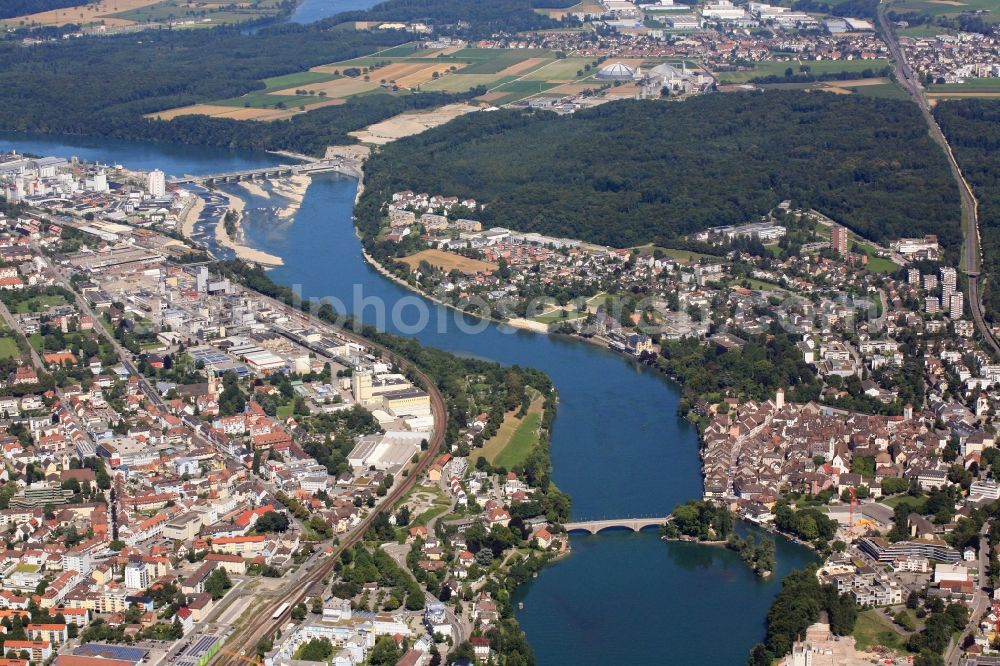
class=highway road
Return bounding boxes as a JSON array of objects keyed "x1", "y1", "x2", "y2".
[{"x1": 876, "y1": 1, "x2": 1000, "y2": 356}]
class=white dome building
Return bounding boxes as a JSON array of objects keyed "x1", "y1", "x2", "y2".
[{"x1": 595, "y1": 62, "x2": 639, "y2": 81}]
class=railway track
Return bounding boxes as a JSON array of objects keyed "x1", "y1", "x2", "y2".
[
  {"x1": 209, "y1": 296, "x2": 448, "y2": 665},
  {"x1": 876, "y1": 0, "x2": 1000, "y2": 356}
]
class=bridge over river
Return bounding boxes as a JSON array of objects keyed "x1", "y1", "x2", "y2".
[
  {"x1": 563, "y1": 516, "x2": 670, "y2": 535},
  {"x1": 169, "y1": 158, "x2": 360, "y2": 186}
]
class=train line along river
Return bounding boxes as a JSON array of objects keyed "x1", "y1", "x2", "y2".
[{"x1": 0, "y1": 133, "x2": 815, "y2": 665}]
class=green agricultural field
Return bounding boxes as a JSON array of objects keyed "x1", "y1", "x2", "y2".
[
  {"x1": 845, "y1": 81, "x2": 911, "y2": 100},
  {"x1": 932, "y1": 78, "x2": 1000, "y2": 92},
  {"x1": 261, "y1": 71, "x2": 340, "y2": 92},
  {"x1": 215, "y1": 93, "x2": 330, "y2": 109},
  {"x1": 898, "y1": 23, "x2": 952, "y2": 37},
  {"x1": 377, "y1": 43, "x2": 423, "y2": 57},
  {"x1": 895, "y1": 0, "x2": 999, "y2": 22},
  {"x1": 522, "y1": 57, "x2": 594, "y2": 81},
  {"x1": 718, "y1": 58, "x2": 890, "y2": 84},
  {"x1": 487, "y1": 79, "x2": 558, "y2": 103},
  {"x1": 493, "y1": 412, "x2": 542, "y2": 469},
  {"x1": 334, "y1": 56, "x2": 448, "y2": 66},
  {"x1": 420, "y1": 73, "x2": 518, "y2": 92},
  {"x1": 446, "y1": 48, "x2": 552, "y2": 74}
]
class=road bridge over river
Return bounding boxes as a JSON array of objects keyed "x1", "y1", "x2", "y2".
[{"x1": 564, "y1": 516, "x2": 670, "y2": 535}]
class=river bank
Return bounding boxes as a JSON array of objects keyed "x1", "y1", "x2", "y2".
[
  {"x1": 179, "y1": 191, "x2": 205, "y2": 238},
  {"x1": 215, "y1": 189, "x2": 285, "y2": 267},
  {"x1": 271, "y1": 174, "x2": 311, "y2": 219},
  {"x1": 359, "y1": 247, "x2": 634, "y2": 343}
]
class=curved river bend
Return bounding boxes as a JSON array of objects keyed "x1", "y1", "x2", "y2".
[{"x1": 0, "y1": 135, "x2": 815, "y2": 665}]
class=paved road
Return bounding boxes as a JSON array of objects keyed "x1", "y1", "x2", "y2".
[
  {"x1": 945, "y1": 524, "x2": 990, "y2": 666},
  {"x1": 876, "y1": 1, "x2": 1000, "y2": 356}
]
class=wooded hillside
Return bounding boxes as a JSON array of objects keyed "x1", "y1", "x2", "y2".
[{"x1": 357, "y1": 91, "x2": 960, "y2": 250}]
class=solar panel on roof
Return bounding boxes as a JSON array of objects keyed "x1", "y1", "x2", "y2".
[
  {"x1": 185, "y1": 635, "x2": 220, "y2": 657},
  {"x1": 74, "y1": 643, "x2": 148, "y2": 661}
]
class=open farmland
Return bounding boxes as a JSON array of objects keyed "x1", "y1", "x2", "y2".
[
  {"x1": 0, "y1": 0, "x2": 290, "y2": 28},
  {"x1": 445, "y1": 48, "x2": 554, "y2": 74},
  {"x1": 717, "y1": 58, "x2": 891, "y2": 84},
  {"x1": 146, "y1": 98, "x2": 345, "y2": 122},
  {"x1": 399, "y1": 249, "x2": 497, "y2": 275},
  {"x1": 894, "y1": 0, "x2": 1000, "y2": 26},
  {"x1": 0, "y1": 0, "x2": 161, "y2": 26},
  {"x1": 153, "y1": 44, "x2": 606, "y2": 122},
  {"x1": 928, "y1": 78, "x2": 1000, "y2": 102},
  {"x1": 269, "y1": 76, "x2": 380, "y2": 99},
  {"x1": 109, "y1": 0, "x2": 289, "y2": 25}
]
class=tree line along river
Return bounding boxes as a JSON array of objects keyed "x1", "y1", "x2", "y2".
[{"x1": 0, "y1": 132, "x2": 815, "y2": 665}]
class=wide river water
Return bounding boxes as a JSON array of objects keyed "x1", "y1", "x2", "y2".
[{"x1": 0, "y1": 134, "x2": 815, "y2": 664}]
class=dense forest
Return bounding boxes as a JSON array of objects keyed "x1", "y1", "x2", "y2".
[
  {"x1": 657, "y1": 330, "x2": 822, "y2": 412},
  {"x1": 0, "y1": 0, "x2": 90, "y2": 19},
  {"x1": 327, "y1": 0, "x2": 572, "y2": 36},
  {"x1": 935, "y1": 100, "x2": 1000, "y2": 321},
  {"x1": 356, "y1": 91, "x2": 960, "y2": 250}
]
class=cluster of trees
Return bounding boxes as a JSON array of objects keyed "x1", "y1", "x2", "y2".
[
  {"x1": 884, "y1": 485, "x2": 962, "y2": 541},
  {"x1": 255, "y1": 510, "x2": 290, "y2": 533},
  {"x1": 357, "y1": 91, "x2": 960, "y2": 251},
  {"x1": 204, "y1": 568, "x2": 233, "y2": 600},
  {"x1": 295, "y1": 638, "x2": 334, "y2": 662},
  {"x1": 218, "y1": 371, "x2": 246, "y2": 416},
  {"x1": 902, "y1": 595, "x2": 970, "y2": 666},
  {"x1": 935, "y1": 100, "x2": 1000, "y2": 321},
  {"x1": 773, "y1": 501, "x2": 839, "y2": 545},
  {"x1": 302, "y1": 405, "x2": 382, "y2": 477},
  {"x1": 747, "y1": 567, "x2": 858, "y2": 664},
  {"x1": 663, "y1": 500, "x2": 734, "y2": 541},
  {"x1": 726, "y1": 533, "x2": 776, "y2": 577},
  {"x1": 659, "y1": 330, "x2": 821, "y2": 412},
  {"x1": 336, "y1": 546, "x2": 425, "y2": 612}
]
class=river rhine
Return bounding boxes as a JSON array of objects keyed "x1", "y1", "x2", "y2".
[{"x1": 0, "y1": 134, "x2": 815, "y2": 664}]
